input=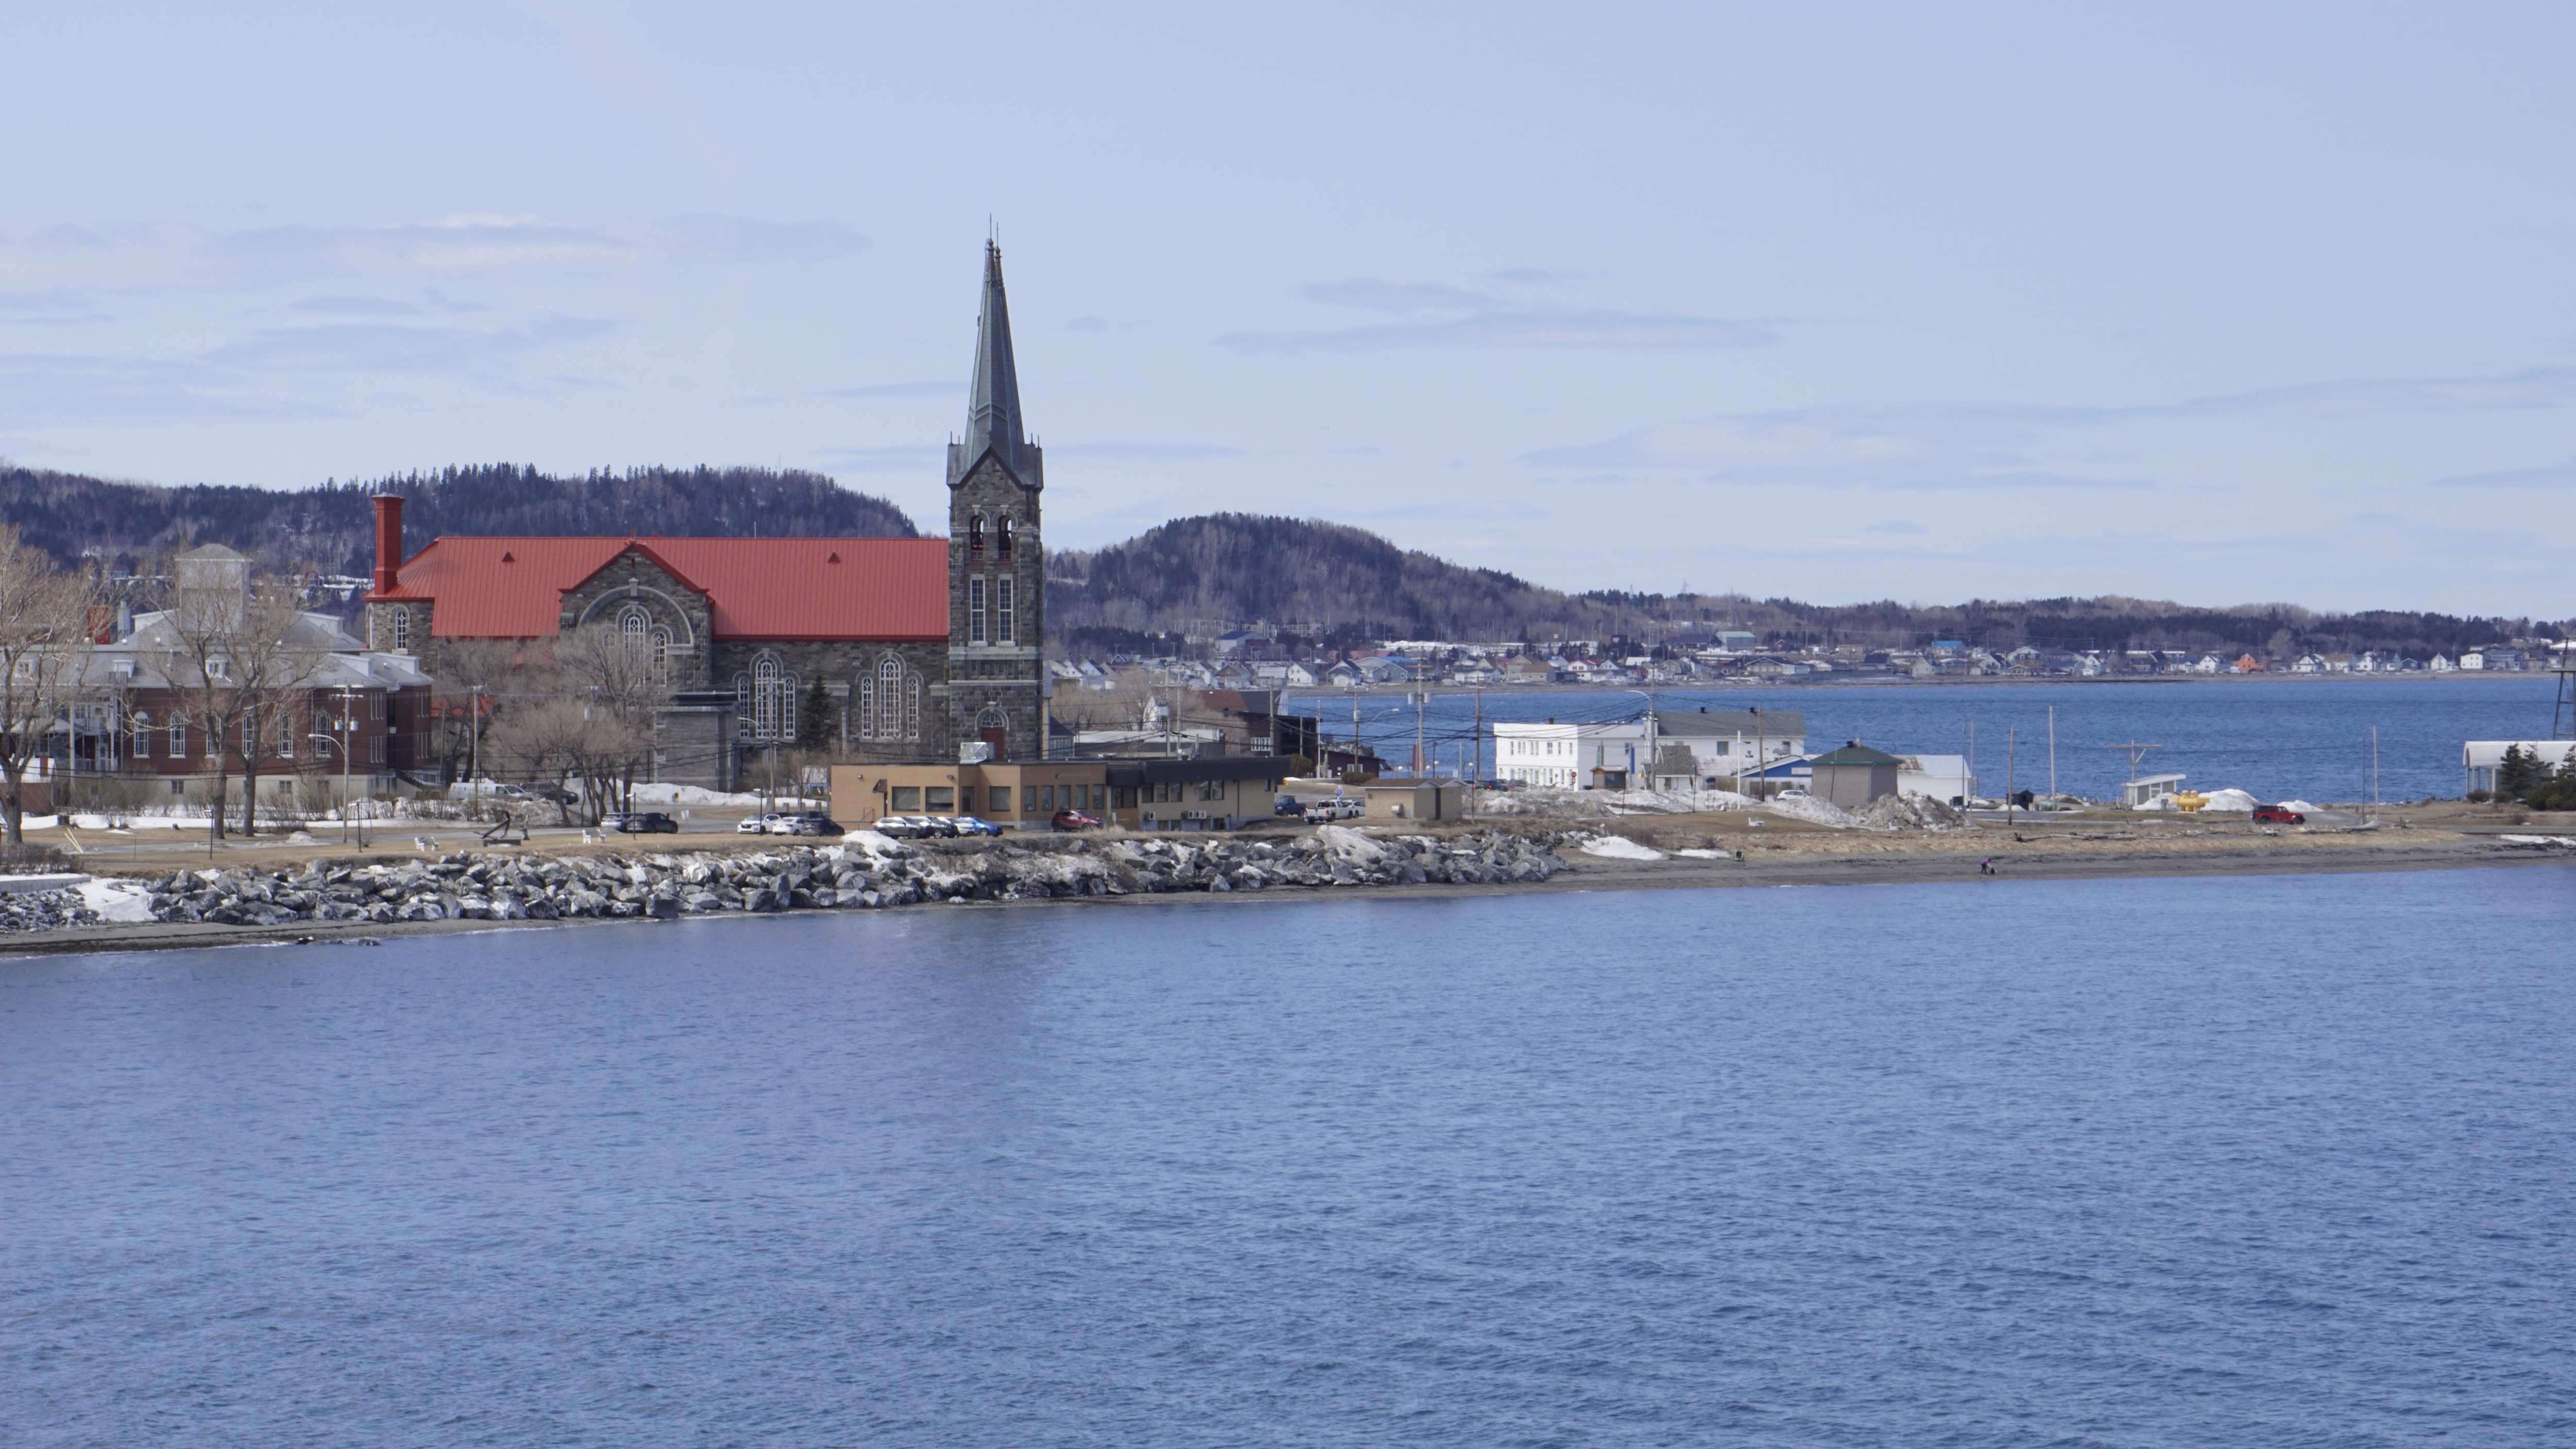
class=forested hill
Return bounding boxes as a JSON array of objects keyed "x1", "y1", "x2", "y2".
[
  {"x1": 1047, "y1": 513, "x2": 2552, "y2": 658},
  {"x1": 1048, "y1": 513, "x2": 1620, "y2": 645},
  {"x1": 0, "y1": 464, "x2": 919, "y2": 580}
]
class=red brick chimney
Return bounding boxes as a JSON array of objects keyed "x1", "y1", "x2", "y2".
[{"x1": 371, "y1": 493, "x2": 404, "y2": 596}]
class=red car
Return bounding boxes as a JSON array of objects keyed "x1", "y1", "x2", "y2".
[
  {"x1": 1052, "y1": 809, "x2": 1103, "y2": 831},
  {"x1": 2251, "y1": 805, "x2": 2306, "y2": 824}
]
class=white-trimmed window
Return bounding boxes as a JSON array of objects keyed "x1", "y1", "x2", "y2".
[
  {"x1": 969, "y1": 576, "x2": 988, "y2": 645},
  {"x1": 997, "y1": 577, "x2": 1014, "y2": 646},
  {"x1": 392, "y1": 610, "x2": 411, "y2": 651},
  {"x1": 736, "y1": 652, "x2": 797, "y2": 742},
  {"x1": 171, "y1": 720, "x2": 189, "y2": 756}
]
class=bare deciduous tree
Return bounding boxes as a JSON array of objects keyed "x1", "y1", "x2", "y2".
[
  {"x1": 479, "y1": 624, "x2": 672, "y2": 825},
  {"x1": 145, "y1": 557, "x2": 327, "y2": 838},
  {"x1": 0, "y1": 526, "x2": 96, "y2": 844}
]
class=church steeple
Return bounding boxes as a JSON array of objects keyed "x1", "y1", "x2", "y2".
[{"x1": 948, "y1": 241, "x2": 1041, "y2": 489}]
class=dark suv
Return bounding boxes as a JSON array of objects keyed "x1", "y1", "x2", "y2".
[{"x1": 609, "y1": 811, "x2": 680, "y2": 834}]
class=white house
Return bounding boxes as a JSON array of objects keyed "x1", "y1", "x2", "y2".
[
  {"x1": 1493, "y1": 708, "x2": 1808, "y2": 789},
  {"x1": 1896, "y1": 754, "x2": 1974, "y2": 803},
  {"x1": 2460, "y1": 651, "x2": 2486, "y2": 670}
]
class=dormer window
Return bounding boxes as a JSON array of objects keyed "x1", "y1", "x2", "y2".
[
  {"x1": 969, "y1": 515, "x2": 986, "y2": 555},
  {"x1": 998, "y1": 516, "x2": 1014, "y2": 559}
]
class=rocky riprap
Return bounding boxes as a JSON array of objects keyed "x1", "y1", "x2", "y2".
[
  {"x1": 0, "y1": 889, "x2": 100, "y2": 934},
  {"x1": 136, "y1": 826, "x2": 1572, "y2": 928}
]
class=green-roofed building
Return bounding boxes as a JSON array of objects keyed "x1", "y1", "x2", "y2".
[{"x1": 1808, "y1": 740, "x2": 1903, "y2": 809}]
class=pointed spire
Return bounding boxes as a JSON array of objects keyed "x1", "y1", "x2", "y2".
[{"x1": 950, "y1": 240, "x2": 1041, "y2": 488}]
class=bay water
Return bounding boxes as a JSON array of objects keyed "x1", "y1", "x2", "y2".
[
  {"x1": 5, "y1": 867, "x2": 2572, "y2": 1445},
  {"x1": 1305, "y1": 674, "x2": 2566, "y2": 803}
]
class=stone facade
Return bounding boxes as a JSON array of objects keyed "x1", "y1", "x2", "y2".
[
  {"x1": 945, "y1": 451, "x2": 1046, "y2": 762},
  {"x1": 364, "y1": 599, "x2": 432, "y2": 657},
  {"x1": 555, "y1": 548, "x2": 715, "y2": 689}
]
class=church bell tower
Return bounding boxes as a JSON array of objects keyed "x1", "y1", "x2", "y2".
[{"x1": 946, "y1": 242, "x2": 1046, "y2": 761}]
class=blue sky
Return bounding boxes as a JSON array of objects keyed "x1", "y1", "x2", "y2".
[{"x1": 3, "y1": 3, "x2": 2571, "y2": 617}]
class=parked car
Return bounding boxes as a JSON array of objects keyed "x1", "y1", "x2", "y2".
[
  {"x1": 950, "y1": 815, "x2": 1003, "y2": 837},
  {"x1": 738, "y1": 812, "x2": 787, "y2": 834},
  {"x1": 2251, "y1": 805, "x2": 2307, "y2": 824},
  {"x1": 1301, "y1": 799, "x2": 1363, "y2": 823},
  {"x1": 1051, "y1": 809, "x2": 1103, "y2": 831},
  {"x1": 529, "y1": 783, "x2": 578, "y2": 805},
  {"x1": 785, "y1": 813, "x2": 845, "y2": 837},
  {"x1": 609, "y1": 811, "x2": 680, "y2": 834}
]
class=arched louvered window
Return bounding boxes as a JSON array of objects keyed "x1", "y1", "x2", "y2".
[
  {"x1": 968, "y1": 514, "x2": 985, "y2": 556},
  {"x1": 863, "y1": 655, "x2": 903, "y2": 741},
  {"x1": 998, "y1": 515, "x2": 1014, "y2": 559}
]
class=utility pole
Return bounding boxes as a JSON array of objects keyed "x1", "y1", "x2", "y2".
[
  {"x1": 1413, "y1": 681, "x2": 1426, "y2": 778},
  {"x1": 2047, "y1": 705, "x2": 2057, "y2": 799},
  {"x1": 2370, "y1": 726, "x2": 2380, "y2": 824},
  {"x1": 2007, "y1": 726, "x2": 2016, "y2": 826},
  {"x1": 2104, "y1": 740, "x2": 2163, "y2": 807},
  {"x1": 1753, "y1": 706, "x2": 1765, "y2": 802},
  {"x1": 339, "y1": 685, "x2": 358, "y2": 849},
  {"x1": 1967, "y1": 721, "x2": 1976, "y2": 808}
]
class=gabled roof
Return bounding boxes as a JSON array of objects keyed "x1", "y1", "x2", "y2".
[
  {"x1": 1809, "y1": 741, "x2": 1904, "y2": 768},
  {"x1": 375, "y1": 536, "x2": 950, "y2": 641}
]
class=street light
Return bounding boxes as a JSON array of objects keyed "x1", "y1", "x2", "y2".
[{"x1": 307, "y1": 734, "x2": 362, "y2": 847}]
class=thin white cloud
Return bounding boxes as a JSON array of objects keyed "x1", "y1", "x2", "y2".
[
  {"x1": 207, "y1": 316, "x2": 618, "y2": 374},
  {"x1": 1049, "y1": 441, "x2": 1246, "y2": 460},
  {"x1": 1222, "y1": 275, "x2": 1776, "y2": 352},
  {"x1": 2428, "y1": 456, "x2": 2576, "y2": 488},
  {"x1": 0, "y1": 215, "x2": 865, "y2": 295},
  {"x1": 821, "y1": 380, "x2": 958, "y2": 399},
  {"x1": 0, "y1": 353, "x2": 329, "y2": 428},
  {"x1": 819, "y1": 444, "x2": 944, "y2": 471},
  {"x1": 1301, "y1": 279, "x2": 1495, "y2": 312},
  {"x1": 1221, "y1": 308, "x2": 1775, "y2": 353}
]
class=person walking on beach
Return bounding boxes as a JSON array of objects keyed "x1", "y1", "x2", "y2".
[{"x1": 1979, "y1": 857, "x2": 1994, "y2": 876}]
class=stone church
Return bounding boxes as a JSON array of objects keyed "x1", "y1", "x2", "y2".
[{"x1": 363, "y1": 243, "x2": 1049, "y2": 788}]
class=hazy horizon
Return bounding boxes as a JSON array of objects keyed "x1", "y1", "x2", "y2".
[{"x1": 5, "y1": 4, "x2": 2571, "y2": 617}]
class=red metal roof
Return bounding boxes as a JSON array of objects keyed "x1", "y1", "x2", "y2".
[{"x1": 374, "y1": 537, "x2": 951, "y2": 641}]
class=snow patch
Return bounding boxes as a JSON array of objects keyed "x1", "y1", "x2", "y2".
[
  {"x1": 78, "y1": 876, "x2": 156, "y2": 923},
  {"x1": 1580, "y1": 834, "x2": 1666, "y2": 861}
]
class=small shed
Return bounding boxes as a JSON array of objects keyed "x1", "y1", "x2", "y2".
[
  {"x1": 2121, "y1": 772, "x2": 2187, "y2": 809},
  {"x1": 1362, "y1": 777, "x2": 1466, "y2": 822},
  {"x1": 1808, "y1": 741, "x2": 1903, "y2": 809}
]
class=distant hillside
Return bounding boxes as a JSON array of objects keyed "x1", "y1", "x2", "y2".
[
  {"x1": 1048, "y1": 513, "x2": 1619, "y2": 646},
  {"x1": 0, "y1": 463, "x2": 919, "y2": 583},
  {"x1": 1047, "y1": 513, "x2": 2554, "y2": 659}
]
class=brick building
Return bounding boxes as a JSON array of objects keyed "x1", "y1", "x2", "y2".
[
  {"x1": 361, "y1": 243, "x2": 1050, "y2": 788},
  {"x1": 55, "y1": 545, "x2": 433, "y2": 807}
]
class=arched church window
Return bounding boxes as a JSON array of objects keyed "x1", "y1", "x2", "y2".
[
  {"x1": 998, "y1": 516, "x2": 1014, "y2": 559},
  {"x1": 969, "y1": 514, "x2": 985, "y2": 555},
  {"x1": 905, "y1": 672, "x2": 922, "y2": 742},
  {"x1": 650, "y1": 627, "x2": 673, "y2": 683},
  {"x1": 874, "y1": 656, "x2": 905, "y2": 741}
]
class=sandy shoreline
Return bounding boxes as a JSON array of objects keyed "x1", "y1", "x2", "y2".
[{"x1": 5, "y1": 828, "x2": 2564, "y2": 958}]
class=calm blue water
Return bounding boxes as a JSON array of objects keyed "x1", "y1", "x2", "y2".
[
  {"x1": 1299, "y1": 675, "x2": 2566, "y2": 802},
  {"x1": 6, "y1": 871, "x2": 2574, "y2": 1446}
]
